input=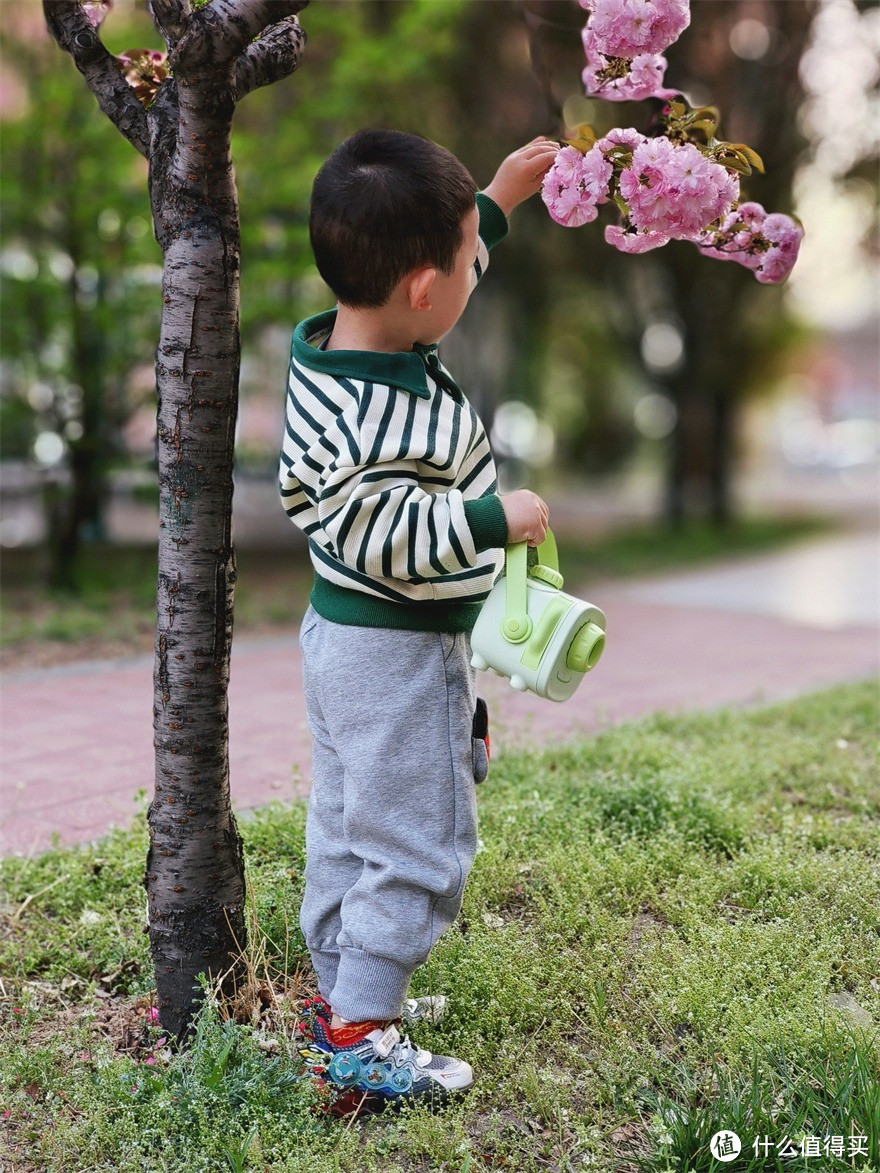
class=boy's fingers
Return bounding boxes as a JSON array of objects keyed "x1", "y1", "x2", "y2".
[{"x1": 524, "y1": 146, "x2": 558, "y2": 161}]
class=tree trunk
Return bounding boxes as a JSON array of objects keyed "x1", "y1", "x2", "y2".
[
  {"x1": 43, "y1": 0, "x2": 306, "y2": 1039},
  {"x1": 144, "y1": 77, "x2": 246, "y2": 1041},
  {"x1": 663, "y1": 256, "x2": 744, "y2": 527}
]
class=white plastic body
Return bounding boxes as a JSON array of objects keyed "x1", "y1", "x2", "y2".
[{"x1": 470, "y1": 575, "x2": 606, "y2": 702}]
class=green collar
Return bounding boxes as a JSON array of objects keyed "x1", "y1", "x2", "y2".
[{"x1": 291, "y1": 309, "x2": 461, "y2": 400}]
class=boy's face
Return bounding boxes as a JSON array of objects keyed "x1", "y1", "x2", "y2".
[{"x1": 415, "y1": 206, "x2": 480, "y2": 345}]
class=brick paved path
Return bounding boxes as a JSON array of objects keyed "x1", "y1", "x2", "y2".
[{"x1": 2, "y1": 531, "x2": 876, "y2": 857}]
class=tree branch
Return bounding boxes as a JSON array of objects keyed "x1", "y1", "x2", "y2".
[
  {"x1": 43, "y1": 0, "x2": 150, "y2": 157},
  {"x1": 233, "y1": 14, "x2": 306, "y2": 103},
  {"x1": 172, "y1": 0, "x2": 308, "y2": 79},
  {"x1": 149, "y1": 0, "x2": 192, "y2": 51}
]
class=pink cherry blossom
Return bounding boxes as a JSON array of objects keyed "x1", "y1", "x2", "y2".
[
  {"x1": 542, "y1": 145, "x2": 613, "y2": 227},
  {"x1": 618, "y1": 137, "x2": 738, "y2": 239},
  {"x1": 605, "y1": 224, "x2": 670, "y2": 253},
  {"x1": 733, "y1": 202, "x2": 767, "y2": 233},
  {"x1": 582, "y1": 144, "x2": 615, "y2": 195},
  {"x1": 596, "y1": 127, "x2": 649, "y2": 153},
  {"x1": 83, "y1": 0, "x2": 112, "y2": 27},
  {"x1": 696, "y1": 203, "x2": 803, "y2": 283},
  {"x1": 628, "y1": 53, "x2": 681, "y2": 100},
  {"x1": 587, "y1": 0, "x2": 691, "y2": 59},
  {"x1": 582, "y1": 28, "x2": 677, "y2": 102},
  {"x1": 755, "y1": 213, "x2": 803, "y2": 283}
]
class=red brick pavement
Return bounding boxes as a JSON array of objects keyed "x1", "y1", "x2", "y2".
[{"x1": 2, "y1": 548, "x2": 877, "y2": 857}]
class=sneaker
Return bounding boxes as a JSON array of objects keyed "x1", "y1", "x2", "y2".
[
  {"x1": 299, "y1": 1013, "x2": 472, "y2": 1115},
  {"x1": 402, "y1": 994, "x2": 448, "y2": 1025}
]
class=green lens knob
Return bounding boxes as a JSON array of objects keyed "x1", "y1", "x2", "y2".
[
  {"x1": 566, "y1": 622, "x2": 605, "y2": 673},
  {"x1": 529, "y1": 564, "x2": 564, "y2": 590}
]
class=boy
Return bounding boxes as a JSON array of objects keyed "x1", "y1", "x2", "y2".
[{"x1": 279, "y1": 129, "x2": 557, "y2": 1111}]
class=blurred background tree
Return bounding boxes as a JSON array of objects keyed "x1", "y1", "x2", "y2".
[
  {"x1": 0, "y1": 5, "x2": 160, "y2": 586},
  {"x1": 1, "y1": 0, "x2": 877, "y2": 593}
]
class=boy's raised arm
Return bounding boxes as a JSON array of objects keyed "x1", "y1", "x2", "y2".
[{"x1": 481, "y1": 137, "x2": 560, "y2": 217}]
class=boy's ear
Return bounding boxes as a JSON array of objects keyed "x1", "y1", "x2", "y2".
[{"x1": 406, "y1": 267, "x2": 437, "y2": 311}]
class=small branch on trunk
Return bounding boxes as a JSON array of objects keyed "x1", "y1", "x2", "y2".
[
  {"x1": 233, "y1": 15, "x2": 306, "y2": 102},
  {"x1": 149, "y1": 0, "x2": 192, "y2": 51},
  {"x1": 43, "y1": 0, "x2": 150, "y2": 157},
  {"x1": 172, "y1": 0, "x2": 309, "y2": 78}
]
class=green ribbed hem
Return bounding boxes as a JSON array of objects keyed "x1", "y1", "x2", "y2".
[
  {"x1": 310, "y1": 575, "x2": 485, "y2": 633},
  {"x1": 463, "y1": 493, "x2": 508, "y2": 552},
  {"x1": 475, "y1": 192, "x2": 509, "y2": 250}
]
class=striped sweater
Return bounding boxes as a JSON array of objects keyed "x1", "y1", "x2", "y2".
[{"x1": 279, "y1": 193, "x2": 510, "y2": 632}]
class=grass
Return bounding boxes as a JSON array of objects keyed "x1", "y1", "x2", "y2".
[
  {"x1": 1, "y1": 680, "x2": 878, "y2": 1171},
  {"x1": 556, "y1": 514, "x2": 832, "y2": 583},
  {"x1": 0, "y1": 513, "x2": 832, "y2": 663},
  {"x1": 0, "y1": 545, "x2": 314, "y2": 666}
]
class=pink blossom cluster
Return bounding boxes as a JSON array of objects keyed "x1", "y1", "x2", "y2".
[
  {"x1": 580, "y1": 0, "x2": 690, "y2": 102},
  {"x1": 540, "y1": 0, "x2": 803, "y2": 283},
  {"x1": 582, "y1": 29, "x2": 677, "y2": 102},
  {"x1": 616, "y1": 136, "x2": 739, "y2": 242},
  {"x1": 580, "y1": 0, "x2": 690, "y2": 57},
  {"x1": 696, "y1": 202, "x2": 804, "y2": 284},
  {"x1": 542, "y1": 144, "x2": 613, "y2": 227},
  {"x1": 542, "y1": 131, "x2": 739, "y2": 250}
]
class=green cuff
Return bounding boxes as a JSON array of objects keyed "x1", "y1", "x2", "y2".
[
  {"x1": 475, "y1": 193, "x2": 509, "y2": 251},
  {"x1": 464, "y1": 493, "x2": 508, "y2": 553}
]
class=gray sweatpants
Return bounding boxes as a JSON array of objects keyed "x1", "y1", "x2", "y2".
[{"x1": 298, "y1": 606, "x2": 481, "y2": 1022}]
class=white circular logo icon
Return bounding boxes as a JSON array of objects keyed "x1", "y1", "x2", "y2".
[{"x1": 709, "y1": 1131, "x2": 742, "y2": 1162}]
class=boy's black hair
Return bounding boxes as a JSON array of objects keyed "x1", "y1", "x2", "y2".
[{"x1": 309, "y1": 129, "x2": 478, "y2": 309}]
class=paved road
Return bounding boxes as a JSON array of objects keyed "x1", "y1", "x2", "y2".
[{"x1": 1, "y1": 530, "x2": 877, "y2": 857}]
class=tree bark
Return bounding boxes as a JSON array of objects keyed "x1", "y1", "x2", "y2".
[{"x1": 144, "y1": 72, "x2": 247, "y2": 1039}]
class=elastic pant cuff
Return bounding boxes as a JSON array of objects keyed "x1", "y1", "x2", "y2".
[
  {"x1": 310, "y1": 947, "x2": 340, "y2": 1004},
  {"x1": 329, "y1": 947, "x2": 414, "y2": 1023}
]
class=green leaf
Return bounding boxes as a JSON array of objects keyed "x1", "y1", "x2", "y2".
[
  {"x1": 562, "y1": 123, "x2": 597, "y2": 154},
  {"x1": 720, "y1": 153, "x2": 752, "y2": 175},
  {"x1": 718, "y1": 143, "x2": 765, "y2": 174},
  {"x1": 735, "y1": 145, "x2": 765, "y2": 174}
]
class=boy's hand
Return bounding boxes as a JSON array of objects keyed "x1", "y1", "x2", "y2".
[
  {"x1": 500, "y1": 490, "x2": 549, "y2": 547},
  {"x1": 482, "y1": 137, "x2": 560, "y2": 217}
]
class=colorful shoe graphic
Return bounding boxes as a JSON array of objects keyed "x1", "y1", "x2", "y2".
[{"x1": 300, "y1": 1013, "x2": 471, "y2": 1116}]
